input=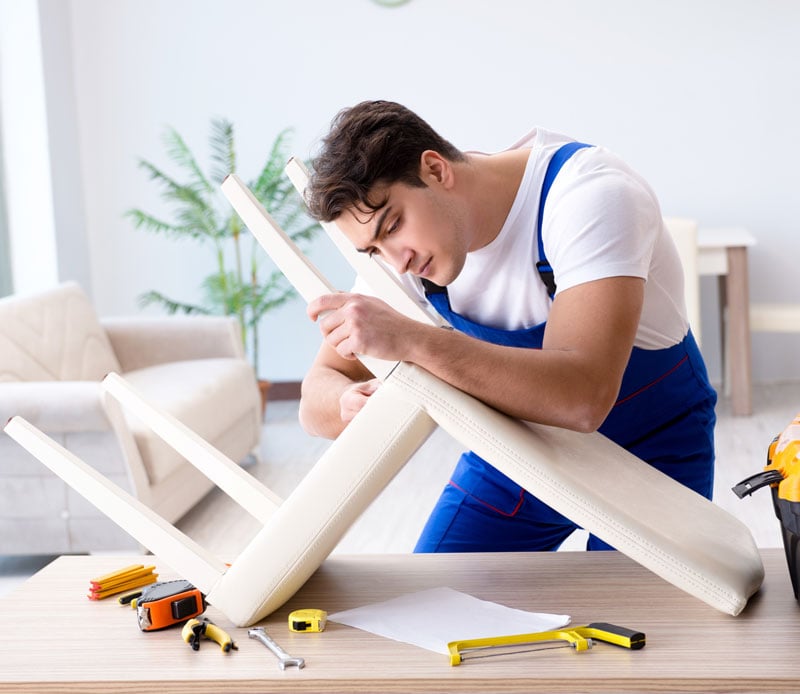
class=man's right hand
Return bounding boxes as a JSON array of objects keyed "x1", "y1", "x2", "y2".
[
  {"x1": 339, "y1": 378, "x2": 382, "y2": 423},
  {"x1": 299, "y1": 336, "x2": 377, "y2": 439}
]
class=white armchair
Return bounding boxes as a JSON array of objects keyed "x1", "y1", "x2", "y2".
[
  {"x1": 664, "y1": 216, "x2": 701, "y2": 346},
  {"x1": 0, "y1": 281, "x2": 262, "y2": 555}
]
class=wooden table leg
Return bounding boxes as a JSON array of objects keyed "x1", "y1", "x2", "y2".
[{"x1": 725, "y1": 246, "x2": 752, "y2": 416}]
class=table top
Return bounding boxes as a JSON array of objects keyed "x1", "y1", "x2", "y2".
[
  {"x1": 0, "y1": 549, "x2": 796, "y2": 693},
  {"x1": 698, "y1": 226, "x2": 757, "y2": 249}
]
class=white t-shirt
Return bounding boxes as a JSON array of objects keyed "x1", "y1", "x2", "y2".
[{"x1": 356, "y1": 128, "x2": 688, "y2": 350}]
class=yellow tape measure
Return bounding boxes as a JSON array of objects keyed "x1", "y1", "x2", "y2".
[{"x1": 288, "y1": 609, "x2": 327, "y2": 633}]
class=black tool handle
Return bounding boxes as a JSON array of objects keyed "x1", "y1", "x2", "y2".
[
  {"x1": 586, "y1": 622, "x2": 646, "y2": 650},
  {"x1": 732, "y1": 470, "x2": 784, "y2": 498}
]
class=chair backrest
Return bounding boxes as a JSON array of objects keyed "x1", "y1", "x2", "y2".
[
  {"x1": 663, "y1": 217, "x2": 701, "y2": 346},
  {"x1": 0, "y1": 281, "x2": 121, "y2": 381}
]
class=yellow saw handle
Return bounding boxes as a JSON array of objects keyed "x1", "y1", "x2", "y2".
[{"x1": 578, "y1": 622, "x2": 646, "y2": 649}]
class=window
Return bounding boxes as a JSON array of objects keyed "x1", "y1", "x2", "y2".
[{"x1": 0, "y1": 119, "x2": 11, "y2": 298}]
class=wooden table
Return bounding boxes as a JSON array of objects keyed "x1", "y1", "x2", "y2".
[
  {"x1": 0, "y1": 549, "x2": 796, "y2": 693},
  {"x1": 698, "y1": 227, "x2": 756, "y2": 416}
]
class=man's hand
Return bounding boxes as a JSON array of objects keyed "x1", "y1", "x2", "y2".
[
  {"x1": 339, "y1": 378, "x2": 381, "y2": 423},
  {"x1": 308, "y1": 293, "x2": 414, "y2": 362},
  {"x1": 300, "y1": 293, "x2": 407, "y2": 439}
]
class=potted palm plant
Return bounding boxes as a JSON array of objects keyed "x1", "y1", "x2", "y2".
[{"x1": 126, "y1": 118, "x2": 317, "y2": 413}]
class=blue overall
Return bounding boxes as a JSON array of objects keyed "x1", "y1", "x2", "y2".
[{"x1": 414, "y1": 143, "x2": 717, "y2": 553}]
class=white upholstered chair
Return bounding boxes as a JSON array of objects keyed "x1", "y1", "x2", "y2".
[
  {"x1": 664, "y1": 216, "x2": 701, "y2": 346},
  {"x1": 0, "y1": 281, "x2": 262, "y2": 554}
]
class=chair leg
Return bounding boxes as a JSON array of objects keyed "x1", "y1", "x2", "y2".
[
  {"x1": 3, "y1": 416, "x2": 226, "y2": 594},
  {"x1": 102, "y1": 372, "x2": 281, "y2": 523}
]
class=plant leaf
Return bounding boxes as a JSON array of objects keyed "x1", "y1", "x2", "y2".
[
  {"x1": 209, "y1": 117, "x2": 236, "y2": 186},
  {"x1": 162, "y1": 127, "x2": 214, "y2": 196},
  {"x1": 135, "y1": 159, "x2": 220, "y2": 240},
  {"x1": 124, "y1": 209, "x2": 204, "y2": 241},
  {"x1": 137, "y1": 290, "x2": 211, "y2": 315}
]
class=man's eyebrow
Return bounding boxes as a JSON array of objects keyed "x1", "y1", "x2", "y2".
[{"x1": 355, "y1": 206, "x2": 392, "y2": 253}]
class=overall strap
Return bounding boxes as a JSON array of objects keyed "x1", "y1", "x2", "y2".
[{"x1": 535, "y1": 142, "x2": 592, "y2": 299}]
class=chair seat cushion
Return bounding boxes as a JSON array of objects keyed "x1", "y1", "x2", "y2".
[{"x1": 122, "y1": 358, "x2": 260, "y2": 484}]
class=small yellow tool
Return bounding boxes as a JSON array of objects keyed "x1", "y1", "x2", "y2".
[
  {"x1": 447, "y1": 622, "x2": 645, "y2": 666},
  {"x1": 288, "y1": 608, "x2": 327, "y2": 633},
  {"x1": 182, "y1": 617, "x2": 238, "y2": 653}
]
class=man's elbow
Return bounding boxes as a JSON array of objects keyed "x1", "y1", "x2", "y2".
[
  {"x1": 563, "y1": 393, "x2": 616, "y2": 434},
  {"x1": 298, "y1": 385, "x2": 346, "y2": 440},
  {"x1": 569, "y1": 411, "x2": 606, "y2": 434},
  {"x1": 298, "y1": 397, "x2": 321, "y2": 437}
]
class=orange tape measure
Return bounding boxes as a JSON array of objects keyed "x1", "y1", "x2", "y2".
[{"x1": 132, "y1": 579, "x2": 206, "y2": 631}]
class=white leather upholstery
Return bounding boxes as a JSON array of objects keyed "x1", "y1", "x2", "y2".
[
  {"x1": 201, "y1": 361, "x2": 763, "y2": 624},
  {"x1": 389, "y1": 362, "x2": 763, "y2": 616},
  {"x1": 206, "y1": 378, "x2": 438, "y2": 625}
]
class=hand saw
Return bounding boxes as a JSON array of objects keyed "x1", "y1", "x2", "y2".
[{"x1": 448, "y1": 622, "x2": 645, "y2": 665}]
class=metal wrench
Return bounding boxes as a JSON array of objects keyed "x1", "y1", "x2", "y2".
[{"x1": 248, "y1": 627, "x2": 305, "y2": 670}]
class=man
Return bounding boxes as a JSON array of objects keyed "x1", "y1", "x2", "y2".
[{"x1": 299, "y1": 100, "x2": 716, "y2": 553}]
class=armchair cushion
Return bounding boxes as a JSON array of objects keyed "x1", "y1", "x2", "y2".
[
  {"x1": 0, "y1": 281, "x2": 120, "y2": 381},
  {"x1": 123, "y1": 357, "x2": 260, "y2": 484}
]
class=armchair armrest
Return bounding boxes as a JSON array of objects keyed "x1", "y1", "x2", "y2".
[
  {"x1": 0, "y1": 381, "x2": 109, "y2": 432},
  {"x1": 0, "y1": 379, "x2": 151, "y2": 505},
  {"x1": 101, "y1": 316, "x2": 245, "y2": 372}
]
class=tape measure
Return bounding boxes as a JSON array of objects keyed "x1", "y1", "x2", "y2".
[
  {"x1": 131, "y1": 579, "x2": 206, "y2": 631},
  {"x1": 288, "y1": 609, "x2": 327, "y2": 633}
]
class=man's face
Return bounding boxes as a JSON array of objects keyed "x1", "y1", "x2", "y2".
[{"x1": 336, "y1": 179, "x2": 470, "y2": 286}]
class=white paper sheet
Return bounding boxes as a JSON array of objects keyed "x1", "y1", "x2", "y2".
[{"x1": 328, "y1": 586, "x2": 570, "y2": 654}]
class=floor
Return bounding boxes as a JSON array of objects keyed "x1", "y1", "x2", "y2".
[{"x1": 1, "y1": 380, "x2": 797, "y2": 597}]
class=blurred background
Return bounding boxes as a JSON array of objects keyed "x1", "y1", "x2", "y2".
[{"x1": 1, "y1": 0, "x2": 797, "y2": 386}]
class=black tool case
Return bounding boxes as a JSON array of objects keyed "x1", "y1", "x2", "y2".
[{"x1": 733, "y1": 431, "x2": 800, "y2": 603}]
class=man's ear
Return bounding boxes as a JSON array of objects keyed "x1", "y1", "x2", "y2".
[{"x1": 419, "y1": 150, "x2": 454, "y2": 188}]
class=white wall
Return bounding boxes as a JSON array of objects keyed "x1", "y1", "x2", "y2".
[{"x1": 17, "y1": 0, "x2": 800, "y2": 382}]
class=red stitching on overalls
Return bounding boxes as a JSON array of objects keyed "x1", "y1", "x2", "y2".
[
  {"x1": 448, "y1": 479, "x2": 525, "y2": 517},
  {"x1": 613, "y1": 354, "x2": 688, "y2": 407}
]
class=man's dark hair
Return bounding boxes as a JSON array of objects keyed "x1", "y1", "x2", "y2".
[{"x1": 306, "y1": 100, "x2": 465, "y2": 222}]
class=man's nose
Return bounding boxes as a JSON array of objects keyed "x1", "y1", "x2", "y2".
[{"x1": 383, "y1": 243, "x2": 414, "y2": 275}]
